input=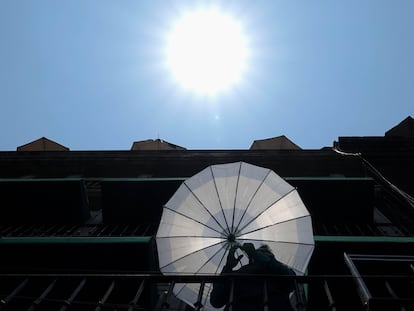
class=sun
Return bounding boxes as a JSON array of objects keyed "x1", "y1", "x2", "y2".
[{"x1": 166, "y1": 9, "x2": 249, "y2": 95}]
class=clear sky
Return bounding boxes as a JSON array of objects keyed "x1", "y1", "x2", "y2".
[{"x1": 1, "y1": 0, "x2": 413, "y2": 151}]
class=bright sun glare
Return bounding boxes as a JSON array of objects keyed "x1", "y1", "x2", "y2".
[{"x1": 166, "y1": 9, "x2": 248, "y2": 95}]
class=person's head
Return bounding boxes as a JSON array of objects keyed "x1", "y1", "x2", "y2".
[{"x1": 256, "y1": 244, "x2": 274, "y2": 256}]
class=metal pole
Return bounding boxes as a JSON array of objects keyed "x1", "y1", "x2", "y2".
[
  {"x1": 27, "y1": 278, "x2": 57, "y2": 311},
  {"x1": 323, "y1": 280, "x2": 337, "y2": 311},
  {"x1": 128, "y1": 279, "x2": 146, "y2": 311},
  {"x1": 194, "y1": 281, "x2": 205, "y2": 311},
  {"x1": 59, "y1": 278, "x2": 86, "y2": 311},
  {"x1": 94, "y1": 280, "x2": 115, "y2": 311},
  {"x1": 0, "y1": 278, "x2": 29, "y2": 309},
  {"x1": 263, "y1": 280, "x2": 269, "y2": 311}
]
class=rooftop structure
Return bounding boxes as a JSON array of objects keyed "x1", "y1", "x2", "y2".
[
  {"x1": 250, "y1": 135, "x2": 301, "y2": 150},
  {"x1": 16, "y1": 137, "x2": 70, "y2": 151},
  {"x1": 385, "y1": 116, "x2": 414, "y2": 137},
  {"x1": 131, "y1": 139, "x2": 186, "y2": 151}
]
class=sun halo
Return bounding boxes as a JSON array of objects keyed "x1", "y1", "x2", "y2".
[{"x1": 166, "y1": 9, "x2": 249, "y2": 95}]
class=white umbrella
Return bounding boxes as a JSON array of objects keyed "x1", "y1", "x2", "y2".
[{"x1": 156, "y1": 162, "x2": 314, "y2": 310}]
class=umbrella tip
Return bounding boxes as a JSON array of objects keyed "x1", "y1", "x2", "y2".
[{"x1": 227, "y1": 233, "x2": 236, "y2": 243}]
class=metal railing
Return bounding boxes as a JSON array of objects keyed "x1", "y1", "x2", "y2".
[
  {"x1": 344, "y1": 254, "x2": 414, "y2": 311},
  {"x1": 1, "y1": 222, "x2": 413, "y2": 238},
  {"x1": 1, "y1": 273, "x2": 413, "y2": 311},
  {"x1": 0, "y1": 224, "x2": 158, "y2": 238}
]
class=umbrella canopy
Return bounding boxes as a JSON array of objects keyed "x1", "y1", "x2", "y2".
[{"x1": 156, "y1": 162, "x2": 314, "y2": 310}]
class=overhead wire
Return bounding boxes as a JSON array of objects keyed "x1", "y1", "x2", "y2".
[{"x1": 332, "y1": 147, "x2": 414, "y2": 209}]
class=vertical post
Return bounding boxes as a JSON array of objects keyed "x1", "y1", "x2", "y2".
[
  {"x1": 59, "y1": 278, "x2": 86, "y2": 311},
  {"x1": 128, "y1": 279, "x2": 146, "y2": 311},
  {"x1": 384, "y1": 281, "x2": 406, "y2": 311},
  {"x1": 263, "y1": 280, "x2": 269, "y2": 311},
  {"x1": 293, "y1": 280, "x2": 306, "y2": 311},
  {"x1": 0, "y1": 278, "x2": 29, "y2": 308},
  {"x1": 344, "y1": 253, "x2": 372, "y2": 308},
  {"x1": 227, "y1": 278, "x2": 235, "y2": 311},
  {"x1": 94, "y1": 280, "x2": 115, "y2": 311},
  {"x1": 27, "y1": 278, "x2": 57, "y2": 311},
  {"x1": 156, "y1": 281, "x2": 175, "y2": 309},
  {"x1": 323, "y1": 280, "x2": 337, "y2": 311},
  {"x1": 194, "y1": 281, "x2": 205, "y2": 311}
]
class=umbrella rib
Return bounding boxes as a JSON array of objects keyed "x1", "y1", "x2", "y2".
[
  {"x1": 157, "y1": 235, "x2": 225, "y2": 240},
  {"x1": 173, "y1": 241, "x2": 228, "y2": 299},
  {"x1": 159, "y1": 239, "x2": 225, "y2": 270},
  {"x1": 231, "y1": 162, "x2": 242, "y2": 234},
  {"x1": 210, "y1": 166, "x2": 231, "y2": 235},
  {"x1": 237, "y1": 214, "x2": 311, "y2": 238},
  {"x1": 199, "y1": 243, "x2": 235, "y2": 309},
  {"x1": 183, "y1": 182, "x2": 228, "y2": 234},
  {"x1": 196, "y1": 241, "x2": 228, "y2": 275},
  {"x1": 236, "y1": 187, "x2": 297, "y2": 235},
  {"x1": 162, "y1": 206, "x2": 224, "y2": 236},
  {"x1": 234, "y1": 169, "x2": 272, "y2": 233},
  {"x1": 237, "y1": 237, "x2": 314, "y2": 247}
]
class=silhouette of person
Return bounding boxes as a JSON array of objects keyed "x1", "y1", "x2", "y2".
[{"x1": 210, "y1": 243, "x2": 296, "y2": 311}]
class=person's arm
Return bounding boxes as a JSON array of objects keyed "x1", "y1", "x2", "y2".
[{"x1": 210, "y1": 246, "x2": 243, "y2": 308}]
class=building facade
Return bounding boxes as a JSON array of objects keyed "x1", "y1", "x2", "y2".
[{"x1": 0, "y1": 117, "x2": 413, "y2": 310}]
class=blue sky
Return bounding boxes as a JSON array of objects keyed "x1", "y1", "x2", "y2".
[{"x1": 1, "y1": 1, "x2": 413, "y2": 151}]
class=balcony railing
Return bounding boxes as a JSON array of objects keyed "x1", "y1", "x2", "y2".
[
  {"x1": 0, "y1": 273, "x2": 413, "y2": 311},
  {"x1": 1, "y1": 222, "x2": 413, "y2": 238},
  {"x1": 0, "y1": 224, "x2": 158, "y2": 238}
]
